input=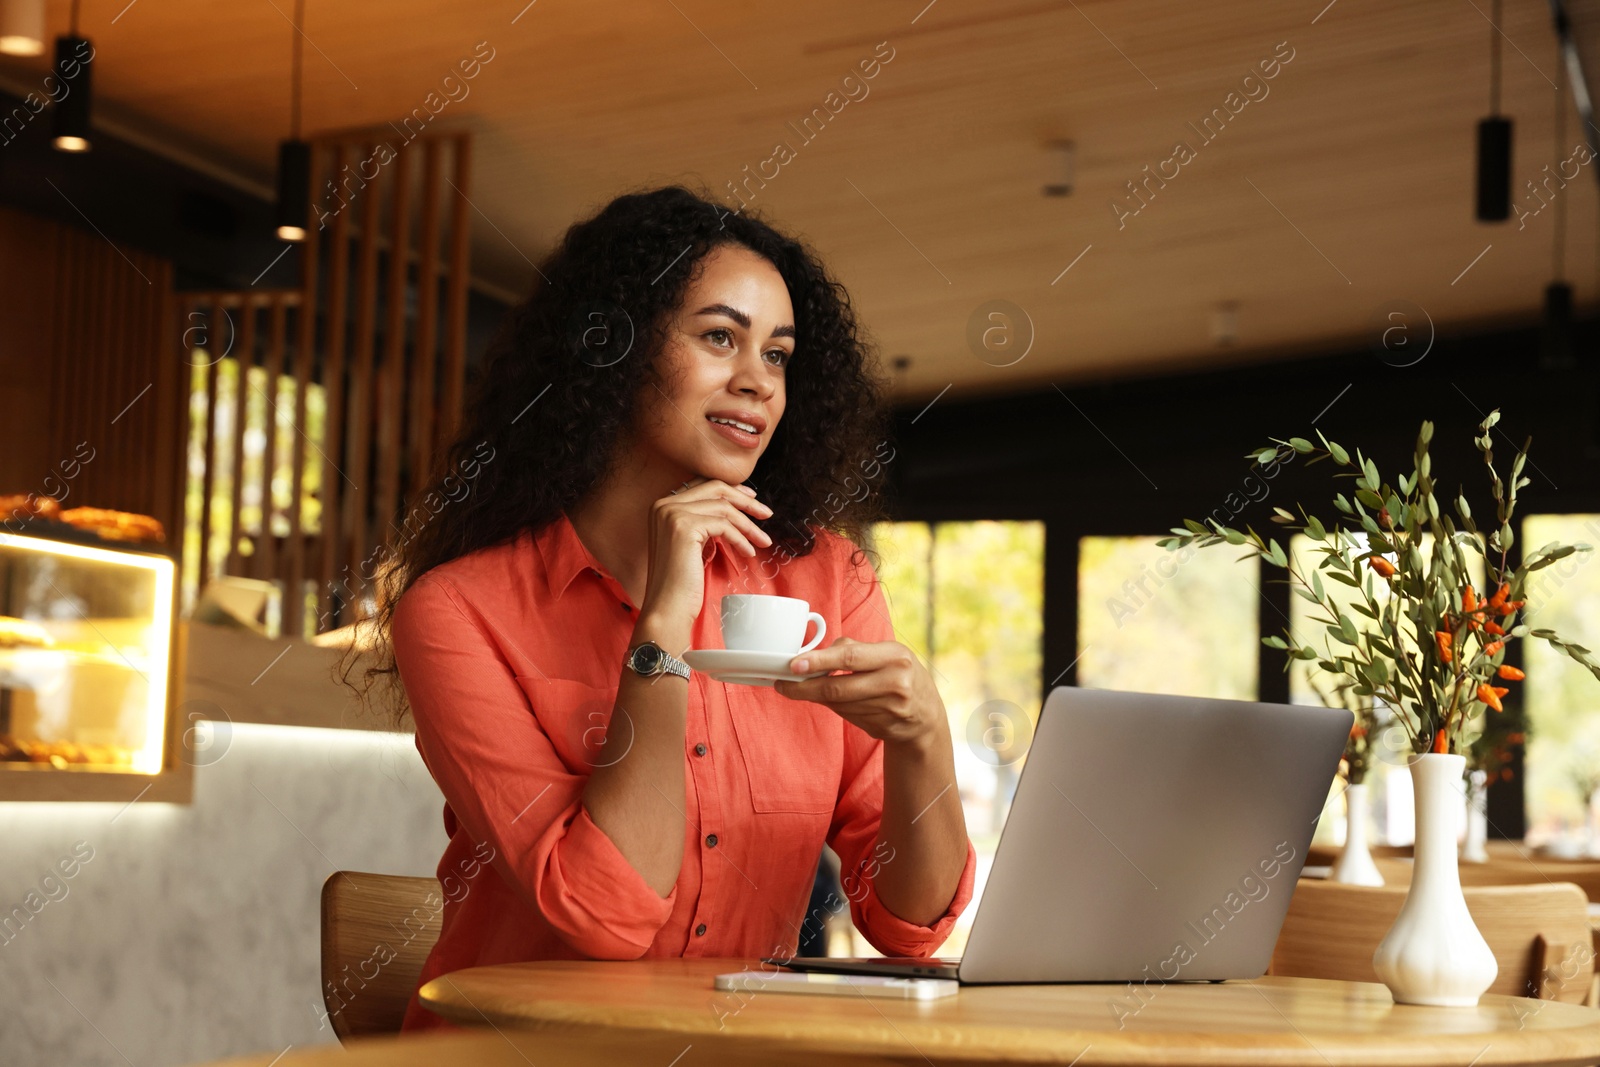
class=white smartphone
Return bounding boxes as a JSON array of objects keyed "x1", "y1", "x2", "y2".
[{"x1": 713, "y1": 969, "x2": 959, "y2": 1000}]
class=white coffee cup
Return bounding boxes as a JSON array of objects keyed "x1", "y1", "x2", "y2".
[{"x1": 720, "y1": 595, "x2": 826, "y2": 655}]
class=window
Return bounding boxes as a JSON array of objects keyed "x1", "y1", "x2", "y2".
[
  {"x1": 1076, "y1": 535, "x2": 1258, "y2": 700},
  {"x1": 1522, "y1": 514, "x2": 1600, "y2": 848},
  {"x1": 858, "y1": 520, "x2": 1044, "y2": 955}
]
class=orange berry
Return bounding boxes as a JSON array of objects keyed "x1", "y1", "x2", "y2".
[
  {"x1": 1477, "y1": 683, "x2": 1504, "y2": 712},
  {"x1": 1435, "y1": 631, "x2": 1453, "y2": 663},
  {"x1": 1484, "y1": 641, "x2": 1504, "y2": 657},
  {"x1": 1485, "y1": 621, "x2": 1506, "y2": 636},
  {"x1": 1497, "y1": 664, "x2": 1525, "y2": 681},
  {"x1": 1462, "y1": 586, "x2": 1476, "y2": 612},
  {"x1": 1369, "y1": 556, "x2": 1397, "y2": 578}
]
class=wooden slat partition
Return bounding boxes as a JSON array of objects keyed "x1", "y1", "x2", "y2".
[
  {"x1": 344, "y1": 146, "x2": 383, "y2": 601},
  {"x1": 224, "y1": 301, "x2": 257, "y2": 575},
  {"x1": 179, "y1": 291, "x2": 301, "y2": 587},
  {"x1": 177, "y1": 130, "x2": 475, "y2": 636},
  {"x1": 0, "y1": 206, "x2": 182, "y2": 556},
  {"x1": 374, "y1": 145, "x2": 412, "y2": 572},
  {"x1": 258, "y1": 294, "x2": 290, "y2": 583},
  {"x1": 195, "y1": 301, "x2": 224, "y2": 585},
  {"x1": 440, "y1": 136, "x2": 473, "y2": 443},
  {"x1": 283, "y1": 144, "x2": 325, "y2": 637},
  {"x1": 317, "y1": 145, "x2": 353, "y2": 632},
  {"x1": 409, "y1": 140, "x2": 444, "y2": 512}
]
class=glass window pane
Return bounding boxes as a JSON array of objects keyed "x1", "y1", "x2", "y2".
[
  {"x1": 1522, "y1": 515, "x2": 1600, "y2": 849},
  {"x1": 1076, "y1": 535, "x2": 1257, "y2": 700},
  {"x1": 867, "y1": 520, "x2": 1044, "y2": 956}
]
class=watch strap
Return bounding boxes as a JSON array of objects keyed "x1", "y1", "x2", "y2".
[
  {"x1": 658, "y1": 648, "x2": 691, "y2": 680},
  {"x1": 626, "y1": 641, "x2": 691, "y2": 681}
]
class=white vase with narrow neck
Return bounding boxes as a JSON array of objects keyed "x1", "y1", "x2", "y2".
[
  {"x1": 1461, "y1": 769, "x2": 1489, "y2": 864},
  {"x1": 1330, "y1": 781, "x2": 1384, "y2": 886},
  {"x1": 1373, "y1": 753, "x2": 1498, "y2": 1006}
]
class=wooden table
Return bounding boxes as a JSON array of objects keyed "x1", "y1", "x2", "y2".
[
  {"x1": 419, "y1": 957, "x2": 1600, "y2": 1066},
  {"x1": 204, "y1": 1029, "x2": 729, "y2": 1067}
]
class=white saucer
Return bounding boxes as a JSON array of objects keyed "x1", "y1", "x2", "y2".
[{"x1": 682, "y1": 649, "x2": 827, "y2": 688}]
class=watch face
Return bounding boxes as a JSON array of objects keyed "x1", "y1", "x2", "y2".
[{"x1": 632, "y1": 643, "x2": 662, "y2": 673}]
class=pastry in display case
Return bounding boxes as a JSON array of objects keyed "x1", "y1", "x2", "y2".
[{"x1": 0, "y1": 530, "x2": 176, "y2": 778}]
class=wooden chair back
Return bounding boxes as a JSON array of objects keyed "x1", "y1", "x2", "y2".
[
  {"x1": 1459, "y1": 858, "x2": 1600, "y2": 901},
  {"x1": 320, "y1": 872, "x2": 444, "y2": 1041},
  {"x1": 1270, "y1": 879, "x2": 1594, "y2": 1003},
  {"x1": 1361, "y1": 853, "x2": 1600, "y2": 904}
]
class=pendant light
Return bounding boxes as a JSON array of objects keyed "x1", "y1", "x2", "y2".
[
  {"x1": 0, "y1": 0, "x2": 43, "y2": 55},
  {"x1": 1541, "y1": 54, "x2": 1574, "y2": 368},
  {"x1": 274, "y1": 0, "x2": 310, "y2": 242},
  {"x1": 51, "y1": 0, "x2": 93, "y2": 153},
  {"x1": 1476, "y1": 0, "x2": 1512, "y2": 221}
]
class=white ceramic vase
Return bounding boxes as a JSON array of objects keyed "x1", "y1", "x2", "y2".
[
  {"x1": 1461, "y1": 769, "x2": 1489, "y2": 864},
  {"x1": 1330, "y1": 781, "x2": 1384, "y2": 886},
  {"x1": 1373, "y1": 753, "x2": 1498, "y2": 1006}
]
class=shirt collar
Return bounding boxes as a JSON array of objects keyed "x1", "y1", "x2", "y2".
[{"x1": 535, "y1": 511, "x2": 732, "y2": 600}]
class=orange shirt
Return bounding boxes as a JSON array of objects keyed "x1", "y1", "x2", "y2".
[{"x1": 390, "y1": 514, "x2": 977, "y2": 1032}]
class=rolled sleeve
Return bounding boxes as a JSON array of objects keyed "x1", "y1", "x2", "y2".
[
  {"x1": 392, "y1": 574, "x2": 676, "y2": 959},
  {"x1": 537, "y1": 801, "x2": 678, "y2": 958},
  {"x1": 830, "y1": 732, "x2": 977, "y2": 958},
  {"x1": 852, "y1": 835, "x2": 976, "y2": 957}
]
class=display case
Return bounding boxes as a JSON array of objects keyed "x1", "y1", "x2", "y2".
[{"x1": 0, "y1": 531, "x2": 188, "y2": 802}]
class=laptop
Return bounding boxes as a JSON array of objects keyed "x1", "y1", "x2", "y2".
[{"x1": 769, "y1": 686, "x2": 1351, "y2": 985}]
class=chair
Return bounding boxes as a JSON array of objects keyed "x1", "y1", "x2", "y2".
[
  {"x1": 1351, "y1": 849, "x2": 1600, "y2": 902},
  {"x1": 1270, "y1": 879, "x2": 1594, "y2": 1004},
  {"x1": 1460, "y1": 857, "x2": 1600, "y2": 902},
  {"x1": 320, "y1": 872, "x2": 444, "y2": 1041}
]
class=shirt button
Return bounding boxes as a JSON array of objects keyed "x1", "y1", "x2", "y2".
[
  {"x1": 705, "y1": 833, "x2": 718, "y2": 848},
  {"x1": 695, "y1": 923, "x2": 708, "y2": 937},
  {"x1": 694, "y1": 743, "x2": 707, "y2": 757}
]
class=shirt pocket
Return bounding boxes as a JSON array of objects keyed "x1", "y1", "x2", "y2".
[
  {"x1": 512, "y1": 675, "x2": 625, "y2": 775},
  {"x1": 724, "y1": 682, "x2": 842, "y2": 815}
]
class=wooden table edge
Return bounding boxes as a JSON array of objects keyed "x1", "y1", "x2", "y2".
[{"x1": 419, "y1": 965, "x2": 1600, "y2": 1067}]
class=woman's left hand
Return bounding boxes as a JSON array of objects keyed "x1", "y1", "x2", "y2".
[{"x1": 773, "y1": 637, "x2": 947, "y2": 748}]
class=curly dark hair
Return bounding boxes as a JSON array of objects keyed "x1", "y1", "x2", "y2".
[{"x1": 352, "y1": 183, "x2": 892, "y2": 721}]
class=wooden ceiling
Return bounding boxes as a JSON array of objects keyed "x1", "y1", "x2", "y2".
[{"x1": 1, "y1": 0, "x2": 1588, "y2": 399}]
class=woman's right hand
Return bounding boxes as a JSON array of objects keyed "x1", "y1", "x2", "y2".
[{"x1": 637, "y1": 478, "x2": 773, "y2": 638}]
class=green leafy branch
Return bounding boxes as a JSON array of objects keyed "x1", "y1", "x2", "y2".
[{"x1": 1158, "y1": 412, "x2": 1599, "y2": 756}]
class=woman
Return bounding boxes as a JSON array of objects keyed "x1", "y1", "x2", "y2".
[{"x1": 377, "y1": 185, "x2": 975, "y2": 1031}]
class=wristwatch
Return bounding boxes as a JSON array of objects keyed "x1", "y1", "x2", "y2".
[{"x1": 624, "y1": 640, "x2": 691, "y2": 681}]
